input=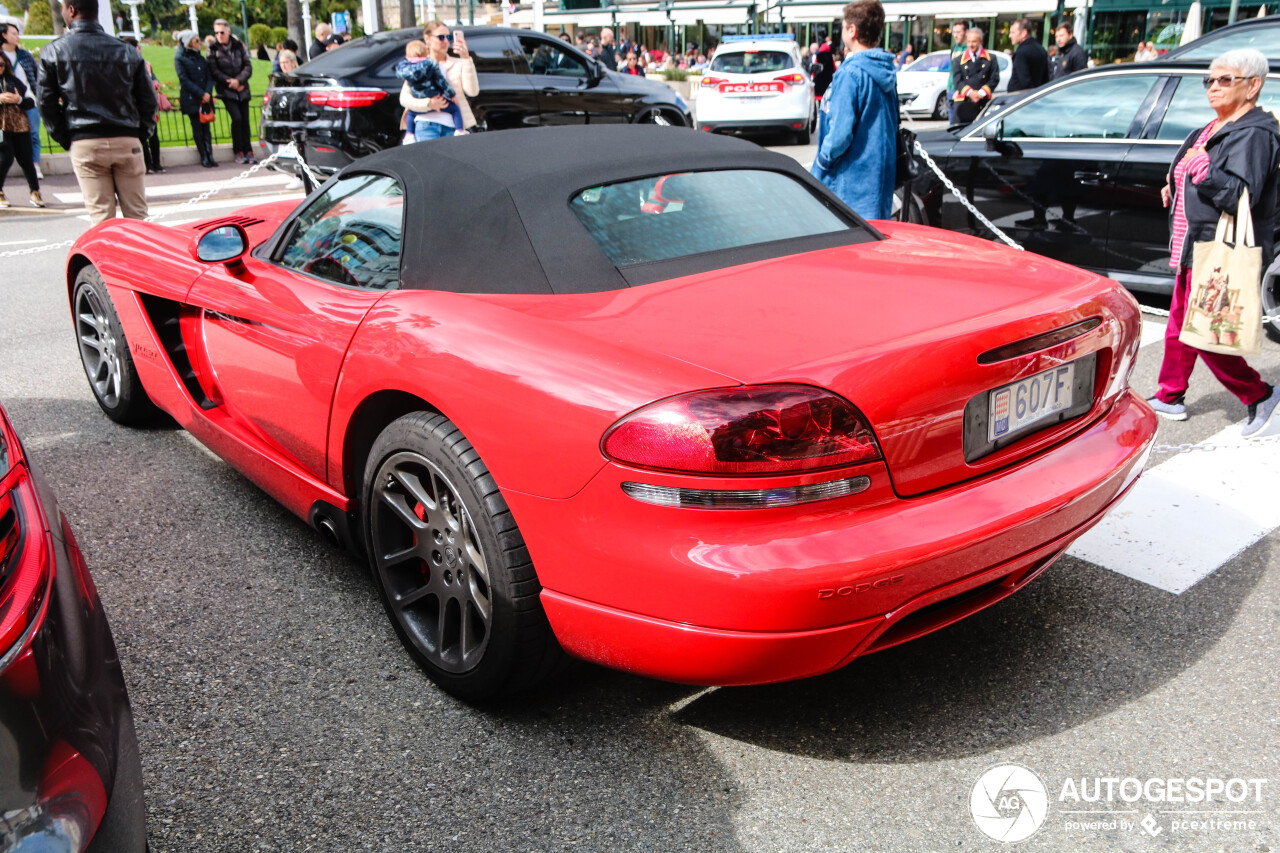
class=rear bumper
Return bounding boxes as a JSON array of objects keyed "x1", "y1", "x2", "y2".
[
  {"x1": 698, "y1": 117, "x2": 811, "y2": 134},
  {"x1": 511, "y1": 390, "x2": 1155, "y2": 685}
]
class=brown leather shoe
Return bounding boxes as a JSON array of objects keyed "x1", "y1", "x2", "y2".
[
  {"x1": 0, "y1": 191, "x2": 9, "y2": 208},
  {"x1": 29, "y1": 190, "x2": 45, "y2": 208}
]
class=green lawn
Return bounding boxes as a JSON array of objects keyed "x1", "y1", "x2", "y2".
[{"x1": 20, "y1": 37, "x2": 274, "y2": 151}]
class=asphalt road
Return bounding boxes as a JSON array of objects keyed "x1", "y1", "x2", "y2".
[{"x1": 1, "y1": 151, "x2": 1277, "y2": 852}]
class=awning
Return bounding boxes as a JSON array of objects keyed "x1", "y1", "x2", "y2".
[
  {"x1": 542, "y1": 9, "x2": 617, "y2": 25},
  {"x1": 617, "y1": 9, "x2": 675, "y2": 23},
  {"x1": 670, "y1": 6, "x2": 753, "y2": 23},
  {"x1": 779, "y1": 0, "x2": 1055, "y2": 18}
]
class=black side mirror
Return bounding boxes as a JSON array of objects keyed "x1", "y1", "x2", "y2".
[
  {"x1": 197, "y1": 224, "x2": 249, "y2": 266},
  {"x1": 983, "y1": 119, "x2": 1005, "y2": 151}
]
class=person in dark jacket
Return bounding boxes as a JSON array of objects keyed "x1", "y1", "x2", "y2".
[
  {"x1": 0, "y1": 23, "x2": 43, "y2": 179},
  {"x1": 208, "y1": 18, "x2": 255, "y2": 164},
  {"x1": 272, "y1": 38, "x2": 299, "y2": 73},
  {"x1": 1050, "y1": 24, "x2": 1086, "y2": 80},
  {"x1": 811, "y1": 40, "x2": 835, "y2": 98},
  {"x1": 1150, "y1": 48, "x2": 1280, "y2": 437},
  {"x1": 1007, "y1": 18, "x2": 1049, "y2": 92},
  {"x1": 952, "y1": 27, "x2": 998, "y2": 124},
  {"x1": 37, "y1": 0, "x2": 156, "y2": 223},
  {"x1": 309, "y1": 22, "x2": 332, "y2": 62},
  {"x1": 946, "y1": 21, "x2": 966, "y2": 124},
  {"x1": 0, "y1": 52, "x2": 43, "y2": 207},
  {"x1": 811, "y1": 0, "x2": 898, "y2": 220},
  {"x1": 175, "y1": 30, "x2": 218, "y2": 168}
]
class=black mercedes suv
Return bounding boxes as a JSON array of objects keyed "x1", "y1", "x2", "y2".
[{"x1": 260, "y1": 26, "x2": 694, "y2": 175}]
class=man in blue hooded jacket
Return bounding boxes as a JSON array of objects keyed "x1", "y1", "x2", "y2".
[{"x1": 811, "y1": 0, "x2": 898, "y2": 221}]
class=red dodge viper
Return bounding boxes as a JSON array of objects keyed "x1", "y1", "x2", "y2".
[{"x1": 67, "y1": 126, "x2": 1156, "y2": 700}]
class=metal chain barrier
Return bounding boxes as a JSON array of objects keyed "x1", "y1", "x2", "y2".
[
  {"x1": 911, "y1": 141, "x2": 1280, "y2": 327},
  {"x1": 143, "y1": 150, "x2": 283, "y2": 223},
  {"x1": 911, "y1": 139, "x2": 1024, "y2": 251},
  {"x1": 0, "y1": 144, "x2": 307, "y2": 260}
]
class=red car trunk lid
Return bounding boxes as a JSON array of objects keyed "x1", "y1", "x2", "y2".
[{"x1": 515, "y1": 223, "x2": 1140, "y2": 496}]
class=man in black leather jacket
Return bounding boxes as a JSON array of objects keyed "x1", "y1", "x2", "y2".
[{"x1": 37, "y1": 0, "x2": 156, "y2": 223}]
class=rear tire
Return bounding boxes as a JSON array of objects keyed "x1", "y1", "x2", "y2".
[
  {"x1": 362, "y1": 412, "x2": 563, "y2": 701},
  {"x1": 932, "y1": 91, "x2": 947, "y2": 121},
  {"x1": 72, "y1": 265, "x2": 158, "y2": 425}
]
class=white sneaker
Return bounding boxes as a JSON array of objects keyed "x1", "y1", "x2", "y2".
[
  {"x1": 1243, "y1": 385, "x2": 1280, "y2": 438},
  {"x1": 35, "y1": 164, "x2": 44, "y2": 180},
  {"x1": 285, "y1": 177, "x2": 304, "y2": 190}
]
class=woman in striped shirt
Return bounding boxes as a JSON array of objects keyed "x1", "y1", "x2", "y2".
[{"x1": 1151, "y1": 48, "x2": 1280, "y2": 438}]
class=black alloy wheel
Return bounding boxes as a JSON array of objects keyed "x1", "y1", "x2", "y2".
[
  {"x1": 72, "y1": 265, "x2": 158, "y2": 425},
  {"x1": 363, "y1": 412, "x2": 562, "y2": 701},
  {"x1": 932, "y1": 92, "x2": 947, "y2": 121}
]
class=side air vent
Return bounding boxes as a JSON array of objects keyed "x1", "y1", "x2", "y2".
[{"x1": 193, "y1": 216, "x2": 265, "y2": 232}]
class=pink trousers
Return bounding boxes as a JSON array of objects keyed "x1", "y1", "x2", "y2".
[{"x1": 1156, "y1": 267, "x2": 1269, "y2": 406}]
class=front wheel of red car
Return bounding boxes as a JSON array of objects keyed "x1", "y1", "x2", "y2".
[
  {"x1": 73, "y1": 265, "x2": 158, "y2": 425},
  {"x1": 362, "y1": 412, "x2": 562, "y2": 702}
]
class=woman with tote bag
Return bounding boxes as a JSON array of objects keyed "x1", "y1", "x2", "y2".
[{"x1": 1151, "y1": 47, "x2": 1280, "y2": 439}]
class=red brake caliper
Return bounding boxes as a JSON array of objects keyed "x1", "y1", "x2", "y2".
[{"x1": 413, "y1": 502, "x2": 429, "y2": 582}]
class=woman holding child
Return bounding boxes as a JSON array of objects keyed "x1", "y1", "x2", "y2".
[{"x1": 399, "y1": 20, "x2": 479, "y2": 141}]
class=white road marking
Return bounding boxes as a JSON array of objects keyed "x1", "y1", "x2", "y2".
[
  {"x1": 53, "y1": 174, "x2": 291, "y2": 204},
  {"x1": 72, "y1": 191, "x2": 302, "y2": 225},
  {"x1": 1140, "y1": 319, "x2": 1166, "y2": 349},
  {"x1": 1067, "y1": 424, "x2": 1280, "y2": 593},
  {"x1": 0, "y1": 239, "x2": 44, "y2": 246}
]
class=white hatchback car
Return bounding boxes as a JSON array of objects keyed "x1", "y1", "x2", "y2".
[
  {"x1": 897, "y1": 49, "x2": 1010, "y2": 120},
  {"x1": 696, "y1": 35, "x2": 815, "y2": 143}
]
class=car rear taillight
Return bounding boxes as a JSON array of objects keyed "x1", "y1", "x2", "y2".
[
  {"x1": 307, "y1": 88, "x2": 388, "y2": 109},
  {"x1": 0, "y1": 468, "x2": 51, "y2": 662},
  {"x1": 700, "y1": 76, "x2": 727, "y2": 88},
  {"x1": 773, "y1": 73, "x2": 805, "y2": 84},
  {"x1": 602, "y1": 385, "x2": 881, "y2": 475}
]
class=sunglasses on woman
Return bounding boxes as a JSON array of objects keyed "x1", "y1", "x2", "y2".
[{"x1": 1203, "y1": 74, "x2": 1256, "y2": 89}]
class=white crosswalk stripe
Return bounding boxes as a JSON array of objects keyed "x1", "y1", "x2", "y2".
[
  {"x1": 1067, "y1": 424, "x2": 1280, "y2": 593},
  {"x1": 53, "y1": 174, "x2": 291, "y2": 204},
  {"x1": 1067, "y1": 315, "x2": 1279, "y2": 594}
]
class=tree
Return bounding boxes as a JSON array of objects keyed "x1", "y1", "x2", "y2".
[
  {"x1": 25, "y1": 0, "x2": 54, "y2": 35},
  {"x1": 399, "y1": 0, "x2": 414, "y2": 31},
  {"x1": 47, "y1": 0, "x2": 62, "y2": 35},
  {"x1": 286, "y1": 0, "x2": 303, "y2": 53}
]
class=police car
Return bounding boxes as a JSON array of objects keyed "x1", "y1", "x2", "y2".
[{"x1": 696, "y1": 34, "x2": 816, "y2": 143}]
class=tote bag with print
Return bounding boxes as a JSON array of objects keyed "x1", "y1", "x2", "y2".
[{"x1": 1181, "y1": 188, "x2": 1264, "y2": 357}]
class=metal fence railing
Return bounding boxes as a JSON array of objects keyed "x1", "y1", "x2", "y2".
[{"x1": 38, "y1": 100, "x2": 264, "y2": 152}]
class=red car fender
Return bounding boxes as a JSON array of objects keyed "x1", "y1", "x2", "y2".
[{"x1": 327, "y1": 289, "x2": 740, "y2": 501}]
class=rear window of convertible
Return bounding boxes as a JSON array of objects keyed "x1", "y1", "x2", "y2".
[{"x1": 569, "y1": 170, "x2": 850, "y2": 266}]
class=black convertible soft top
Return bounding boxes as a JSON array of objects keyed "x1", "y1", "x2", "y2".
[{"x1": 315, "y1": 125, "x2": 880, "y2": 295}]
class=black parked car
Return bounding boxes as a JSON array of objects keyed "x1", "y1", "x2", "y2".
[
  {"x1": 0, "y1": 399, "x2": 146, "y2": 851},
  {"x1": 261, "y1": 26, "x2": 693, "y2": 176},
  {"x1": 905, "y1": 61, "x2": 1280, "y2": 339},
  {"x1": 1162, "y1": 14, "x2": 1280, "y2": 62}
]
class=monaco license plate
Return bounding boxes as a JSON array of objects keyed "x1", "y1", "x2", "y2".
[{"x1": 988, "y1": 363, "x2": 1076, "y2": 442}]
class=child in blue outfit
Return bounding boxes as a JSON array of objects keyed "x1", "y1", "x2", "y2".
[{"x1": 397, "y1": 39, "x2": 466, "y2": 141}]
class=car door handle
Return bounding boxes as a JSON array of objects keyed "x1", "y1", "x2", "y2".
[{"x1": 1074, "y1": 171, "x2": 1108, "y2": 185}]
